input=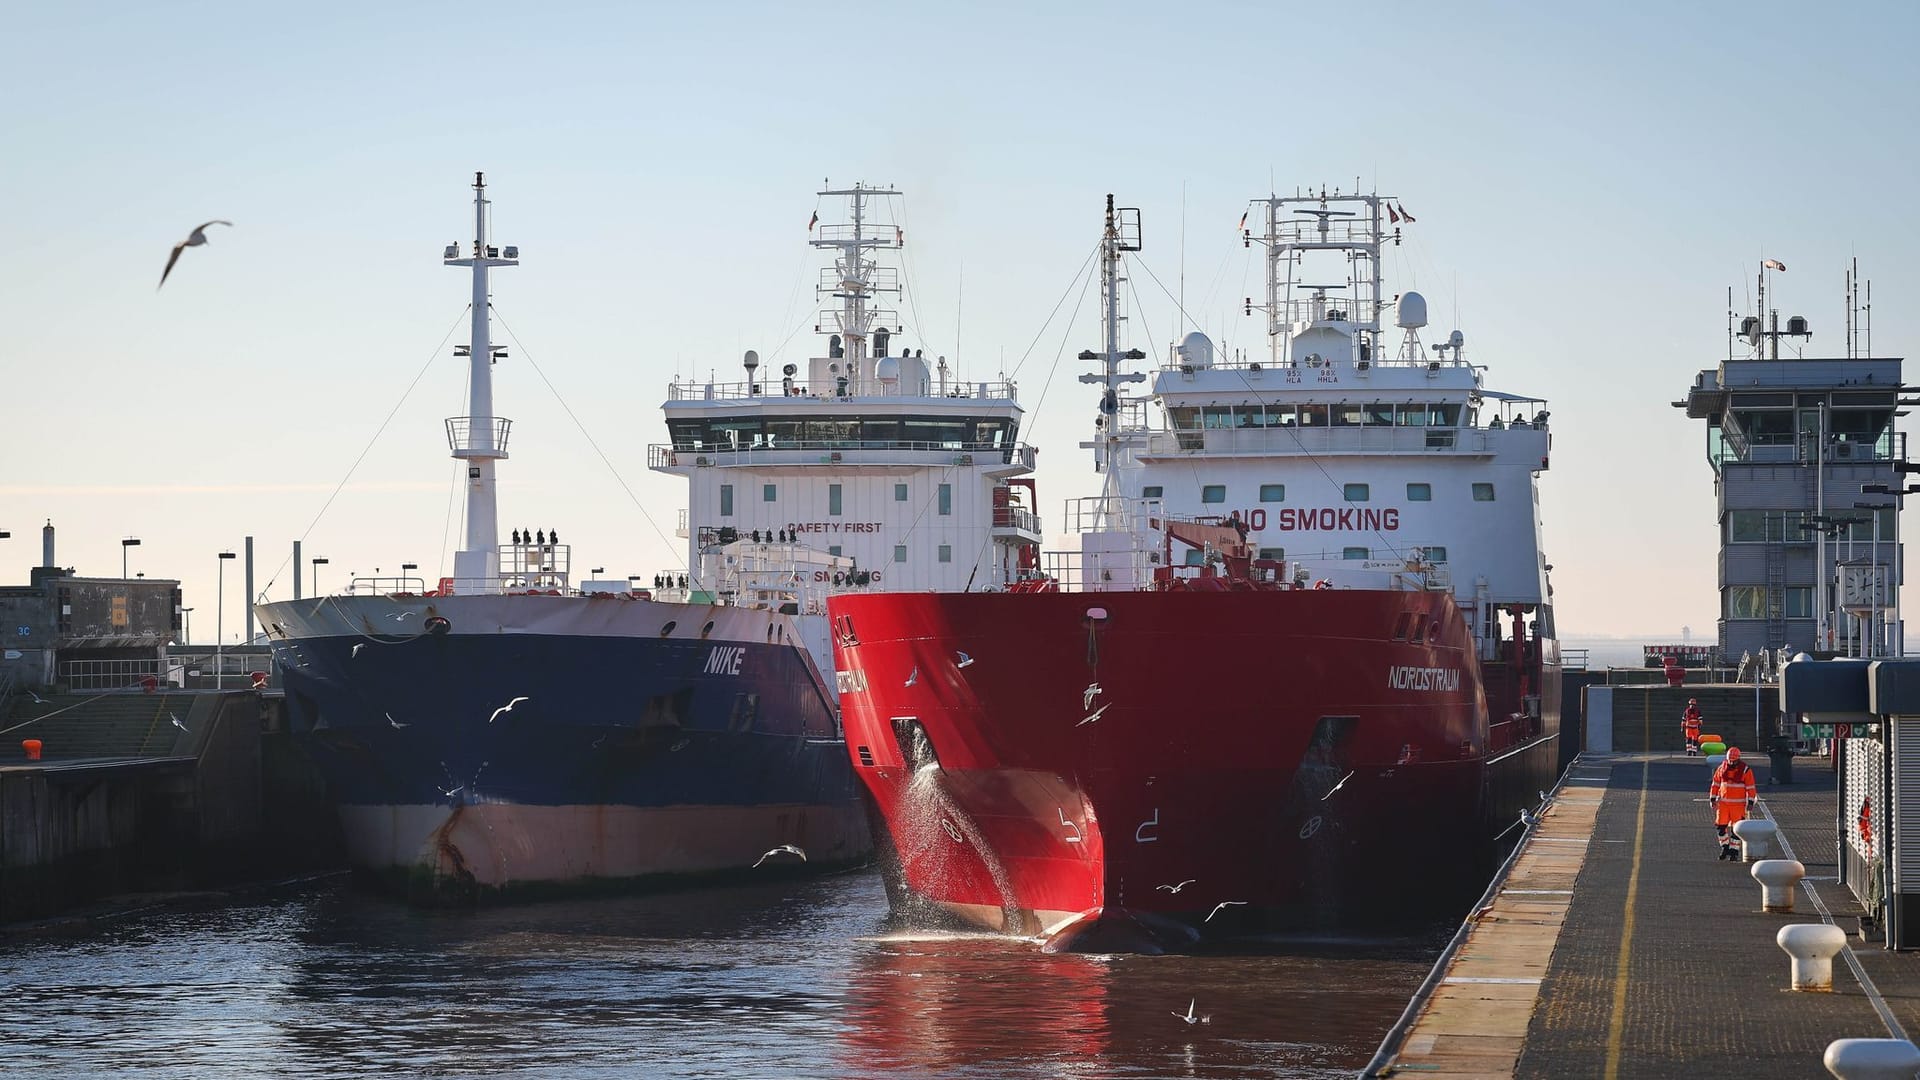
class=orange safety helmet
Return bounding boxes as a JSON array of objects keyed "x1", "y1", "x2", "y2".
[{"x1": 1726, "y1": 746, "x2": 1741, "y2": 762}]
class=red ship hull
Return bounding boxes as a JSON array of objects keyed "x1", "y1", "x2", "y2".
[{"x1": 829, "y1": 588, "x2": 1560, "y2": 951}]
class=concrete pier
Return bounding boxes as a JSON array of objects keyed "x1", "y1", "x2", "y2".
[{"x1": 1368, "y1": 752, "x2": 1920, "y2": 1077}]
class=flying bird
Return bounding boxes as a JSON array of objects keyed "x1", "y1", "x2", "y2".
[
  {"x1": 1077, "y1": 702, "x2": 1110, "y2": 727},
  {"x1": 955, "y1": 651, "x2": 974, "y2": 669},
  {"x1": 385, "y1": 713, "x2": 408, "y2": 730},
  {"x1": 904, "y1": 667, "x2": 919, "y2": 688},
  {"x1": 1321, "y1": 771, "x2": 1355, "y2": 801},
  {"x1": 388, "y1": 611, "x2": 416, "y2": 621},
  {"x1": 487, "y1": 696, "x2": 530, "y2": 723},
  {"x1": 753, "y1": 844, "x2": 807, "y2": 868},
  {"x1": 352, "y1": 644, "x2": 365, "y2": 658},
  {"x1": 158, "y1": 220, "x2": 232, "y2": 289},
  {"x1": 438, "y1": 784, "x2": 464, "y2": 798},
  {"x1": 1083, "y1": 682, "x2": 1102, "y2": 710},
  {"x1": 170, "y1": 713, "x2": 190, "y2": 734},
  {"x1": 1205, "y1": 901, "x2": 1247, "y2": 923},
  {"x1": 1172, "y1": 998, "x2": 1211, "y2": 1025},
  {"x1": 1156, "y1": 880, "x2": 1197, "y2": 894},
  {"x1": 28, "y1": 691, "x2": 47, "y2": 705}
]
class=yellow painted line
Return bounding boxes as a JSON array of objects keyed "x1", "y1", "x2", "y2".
[{"x1": 1602, "y1": 759, "x2": 1650, "y2": 1079}]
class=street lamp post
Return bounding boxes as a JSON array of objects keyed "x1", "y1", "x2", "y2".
[
  {"x1": 216, "y1": 550, "x2": 236, "y2": 689},
  {"x1": 312, "y1": 557, "x2": 329, "y2": 596},
  {"x1": 122, "y1": 537, "x2": 141, "y2": 579}
]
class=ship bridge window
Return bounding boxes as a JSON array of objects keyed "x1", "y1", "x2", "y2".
[
  {"x1": 668, "y1": 419, "x2": 705, "y2": 450},
  {"x1": 1395, "y1": 405, "x2": 1428, "y2": 427},
  {"x1": 1264, "y1": 406, "x2": 1299, "y2": 427},
  {"x1": 903, "y1": 417, "x2": 970, "y2": 448},
  {"x1": 1366, "y1": 403, "x2": 1396, "y2": 426},
  {"x1": 1259, "y1": 484, "x2": 1285, "y2": 502},
  {"x1": 1201, "y1": 484, "x2": 1227, "y2": 504},
  {"x1": 1430, "y1": 404, "x2": 1461, "y2": 427},
  {"x1": 807, "y1": 419, "x2": 861, "y2": 447},
  {"x1": 974, "y1": 419, "x2": 1011, "y2": 446},
  {"x1": 1472, "y1": 483, "x2": 1496, "y2": 502},
  {"x1": 1407, "y1": 483, "x2": 1432, "y2": 501},
  {"x1": 1202, "y1": 406, "x2": 1237, "y2": 430},
  {"x1": 711, "y1": 418, "x2": 763, "y2": 448},
  {"x1": 862, "y1": 419, "x2": 901, "y2": 446},
  {"x1": 1299, "y1": 405, "x2": 1328, "y2": 427},
  {"x1": 766, "y1": 418, "x2": 806, "y2": 446},
  {"x1": 1332, "y1": 404, "x2": 1365, "y2": 427},
  {"x1": 1168, "y1": 406, "x2": 1200, "y2": 430}
]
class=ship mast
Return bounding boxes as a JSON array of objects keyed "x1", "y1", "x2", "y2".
[
  {"x1": 1080, "y1": 194, "x2": 1144, "y2": 512},
  {"x1": 445, "y1": 172, "x2": 519, "y2": 590},
  {"x1": 813, "y1": 181, "x2": 901, "y2": 390}
]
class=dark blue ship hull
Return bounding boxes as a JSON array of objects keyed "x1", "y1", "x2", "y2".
[{"x1": 258, "y1": 593, "x2": 871, "y2": 901}]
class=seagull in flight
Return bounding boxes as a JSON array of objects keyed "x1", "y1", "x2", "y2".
[
  {"x1": 352, "y1": 644, "x2": 365, "y2": 658},
  {"x1": 1077, "y1": 702, "x2": 1110, "y2": 727},
  {"x1": 1083, "y1": 682, "x2": 1101, "y2": 710},
  {"x1": 385, "y1": 713, "x2": 408, "y2": 730},
  {"x1": 387, "y1": 611, "x2": 416, "y2": 621},
  {"x1": 158, "y1": 220, "x2": 231, "y2": 289},
  {"x1": 28, "y1": 691, "x2": 47, "y2": 705},
  {"x1": 1156, "y1": 880, "x2": 1197, "y2": 894},
  {"x1": 904, "y1": 667, "x2": 919, "y2": 688},
  {"x1": 487, "y1": 696, "x2": 530, "y2": 723},
  {"x1": 438, "y1": 784, "x2": 464, "y2": 798},
  {"x1": 955, "y1": 650, "x2": 974, "y2": 668},
  {"x1": 1321, "y1": 771, "x2": 1355, "y2": 801},
  {"x1": 753, "y1": 844, "x2": 807, "y2": 868},
  {"x1": 1171, "y1": 998, "x2": 1211, "y2": 1025},
  {"x1": 169, "y1": 713, "x2": 190, "y2": 734},
  {"x1": 1205, "y1": 901, "x2": 1247, "y2": 923}
]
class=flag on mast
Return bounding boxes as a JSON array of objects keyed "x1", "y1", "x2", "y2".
[
  {"x1": 1388, "y1": 204, "x2": 1401, "y2": 224},
  {"x1": 1238, "y1": 210, "x2": 1248, "y2": 232},
  {"x1": 808, "y1": 210, "x2": 819, "y2": 232},
  {"x1": 1398, "y1": 204, "x2": 1416, "y2": 223},
  {"x1": 1763, "y1": 258, "x2": 1787, "y2": 271}
]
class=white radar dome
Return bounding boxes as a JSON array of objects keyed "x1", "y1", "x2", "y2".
[
  {"x1": 1178, "y1": 331, "x2": 1215, "y2": 369},
  {"x1": 1396, "y1": 292, "x2": 1428, "y2": 329},
  {"x1": 875, "y1": 355, "x2": 901, "y2": 387},
  {"x1": 1448, "y1": 329, "x2": 1464, "y2": 349}
]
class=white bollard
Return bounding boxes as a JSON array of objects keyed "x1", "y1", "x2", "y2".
[
  {"x1": 1752, "y1": 859, "x2": 1806, "y2": 912},
  {"x1": 1734, "y1": 818, "x2": 1780, "y2": 861},
  {"x1": 1778, "y1": 923, "x2": 1848, "y2": 991},
  {"x1": 1824, "y1": 1037, "x2": 1920, "y2": 1079}
]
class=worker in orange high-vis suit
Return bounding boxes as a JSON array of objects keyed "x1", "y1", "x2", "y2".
[
  {"x1": 1682, "y1": 698, "x2": 1703, "y2": 755},
  {"x1": 1711, "y1": 746, "x2": 1759, "y2": 860}
]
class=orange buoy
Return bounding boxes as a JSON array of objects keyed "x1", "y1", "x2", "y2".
[{"x1": 22, "y1": 739, "x2": 41, "y2": 761}]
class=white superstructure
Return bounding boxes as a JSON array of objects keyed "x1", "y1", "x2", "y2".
[
  {"x1": 1087, "y1": 188, "x2": 1555, "y2": 651},
  {"x1": 651, "y1": 182, "x2": 1044, "y2": 599}
]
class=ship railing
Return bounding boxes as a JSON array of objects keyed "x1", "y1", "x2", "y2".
[
  {"x1": 817, "y1": 265, "x2": 899, "y2": 293},
  {"x1": 816, "y1": 306, "x2": 902, "y2": 336},
  {"x1": 1563, "y1": 647, "x2": 1590, "y2": 672},
  {"x1": 444, "y1": 416, "x2": 513, "y2": 456},
  {"x1": 346, "y1": 576, "x2": 432, "y2": 596},
  {"x1": 649, "y1": 441, "x2": 1036, "y2": 470},
  {"x1": 992, "y1": 506, "x2": 1042, "y2": 534},
  {"x1": 397, "y1": 574, "x2": 576, "y2": 597},
  {"x1": 811, "y1": 222, "x2": 902, "y2": 246},
  {"x1": 1037, "y1": 548, "x2": 1155, "y2": 592},
  {"x1": 1265, "y1": 217, "x2": 1381, "y2": 248},
  {"x1": 60, "y1": 657, "x2": 164, "y2": 692},
  {"x1": 666, "y1": 379, "x2": 1020, "y2": 402},
  {"x1": 1143, "y1": 426, "x2": 1536, "y2": 456},
  {"x1": 1062, "y1": 495, "x2": 1165, "y2": 535}
]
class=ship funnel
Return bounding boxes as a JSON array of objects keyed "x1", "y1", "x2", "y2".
[{"x1": 42, "y1": 519, "x2": 54, "y2": 569}]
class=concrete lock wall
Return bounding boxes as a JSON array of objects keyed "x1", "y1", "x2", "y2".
[{"x1": 1598, "y1": 685, "x2": 1778, "y2": 753}]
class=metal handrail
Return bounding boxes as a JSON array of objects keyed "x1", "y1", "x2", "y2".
[
  {"x1": 649, "y1": 441, "x2": 1036, "y2": 469},
  {"x1": 666, "y1": 380, "x2": 1019, "y2": 402}
]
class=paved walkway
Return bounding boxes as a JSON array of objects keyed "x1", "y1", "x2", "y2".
[{"x1": 1376, "y1": 750, "x2": 1917, "y2": 1078}]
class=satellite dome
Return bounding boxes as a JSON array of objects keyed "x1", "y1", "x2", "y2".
[
  {"x1": 1178, "y1": 331, "x2": 1215, "y2": 369},
  {"x1": 876, "y1": 355, "x2": 901, "y2": 387},
  {"x1": 1396, "y1": 292, "x2": 1428, "y2": 329}
]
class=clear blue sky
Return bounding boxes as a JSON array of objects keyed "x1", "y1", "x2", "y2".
[{"x1": 3, "y1": 0, "x2": 1917, "y2": 642}]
